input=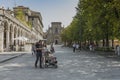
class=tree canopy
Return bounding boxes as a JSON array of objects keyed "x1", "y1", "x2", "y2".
[{"x1": 61, "y1": 0, "x2": 120, "y2": 47}]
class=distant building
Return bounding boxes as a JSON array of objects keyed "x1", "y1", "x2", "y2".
[{"x1": 45, "y1": 22, "x2": 64, "y2": 44}]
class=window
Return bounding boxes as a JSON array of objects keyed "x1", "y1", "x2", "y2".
[{"x1": 55, "y1": 28, "x2": 58, "y2": 34}]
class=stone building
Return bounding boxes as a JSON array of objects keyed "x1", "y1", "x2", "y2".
[
  {"x1": 13, "y1": 6, "x2": 44, "y2": 40},
  {"x1": 45, "y1": 22, "x2": 64, "y2": 44},
  {"x1": 0, "y1": 6, "x2": 43, "y2": 52}
]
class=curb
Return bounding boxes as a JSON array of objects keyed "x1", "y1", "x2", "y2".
[{"x1": 0, "y1": 53, "x2": 25, "y2": 63}]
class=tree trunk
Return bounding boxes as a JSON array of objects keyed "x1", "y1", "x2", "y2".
[
  {"x1": 112, "y1": 39, "x2": 114, "y2": 48},
  {"x1": 103, "y1": 39, "x2": 105, "y2": 47}
]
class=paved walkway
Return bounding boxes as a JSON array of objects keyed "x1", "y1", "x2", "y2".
[
  {"x1": 0, "y1": 47, "x2": 119, "y2": 64},
  {"x1": 1, "y1": 45, "x2": 120, "y2": 80},
  {"x1": 0, "y1": 52, "x2": 28, "y2": 63},
  {"x1": 81, "y1": 50, "x2": 120, "y2": 60},
  {"x1": 0, "y1": 44, "x2": 51, "y2": 63}
]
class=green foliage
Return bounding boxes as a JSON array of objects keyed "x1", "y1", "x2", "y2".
[
  {"x1": 16, "y1": 9, "x2": 32, "y2": 29},
  {"x1": 61, "y1": 0, "x2": 120, "y2": 48}
]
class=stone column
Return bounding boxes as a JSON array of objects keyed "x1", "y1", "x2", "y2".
[
  {"x1": 6, "y1": 30, "x2": 10, "y2": 51},
  {"x1": 0, "y1": 26, "x2": 4, "y2": 52},
  {"x1": 15, "y1": 32, "x2": 18, "y2": 51},
  {"x1": 11, "y1": 32, "x2": 14, "y2": 45},
  {"x1": 10, "y1": 31, "x2": 14, "y2": 51}
]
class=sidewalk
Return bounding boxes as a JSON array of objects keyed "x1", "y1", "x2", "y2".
[
  {"x1": 77, "y1": 49, "x2": 120, "y2": 60},
  {"x1": 0, "y1": 52, "x2": 28, "y2": 63},
  {"x1": 68, "y1": 46, "x2": 120, "y2": 59}
]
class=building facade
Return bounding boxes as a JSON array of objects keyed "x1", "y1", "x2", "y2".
[
  {"x1": 0, "y1": 6, "x2": 43, "y2": 52},
  {"x1": 46, "y1": 22, "x2": 64, "y2": 44}
]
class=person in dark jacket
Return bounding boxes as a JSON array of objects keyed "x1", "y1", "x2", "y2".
[
  {"x1": 35, "y1": 40, "x2": 43, "y2": 68},
  {"x1": 72, "y1": 43, "x2": 76, "y2": 52}
]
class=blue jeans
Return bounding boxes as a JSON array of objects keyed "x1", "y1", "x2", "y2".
[{"x1": 35, "y1": 52, "x2": 42, "y2": 68}]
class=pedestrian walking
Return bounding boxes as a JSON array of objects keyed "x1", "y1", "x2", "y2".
[
  {"x1": 89, "y1": 44, "x2": 92, "y2": 51},
  {"x1": 32, "y1": 43, "x2": 36, "y2": 55},
  {"x1": 73, "y1": 43, "x2": 76, "y2": 52},
  {"x1": 35, "y1": 40, "x2": 43, "y2": 68},
  {"x1": 116, "y1": 45, "x2": 120, "y2": 56},
  {"x1": 76, "y1": 43, "x2": 79, "y2": 50}
]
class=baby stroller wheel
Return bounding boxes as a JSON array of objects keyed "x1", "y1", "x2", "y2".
[
  {"x1": 54, "y1": 65, "x2": 58, "y2": 68},
  {"x1": 45, "y1": 64, "x2": 48, "y2": 68}
]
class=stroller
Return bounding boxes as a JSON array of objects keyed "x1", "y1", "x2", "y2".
[{"x1": 44, "y1": 51, "x2": 58, "y2": 68}]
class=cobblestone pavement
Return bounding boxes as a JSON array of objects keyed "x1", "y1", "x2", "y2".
[{"x1": 0, "y1": 45, "x2": 120, "y2": 80}]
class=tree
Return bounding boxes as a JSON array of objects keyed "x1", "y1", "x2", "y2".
[{"x1": 61, "y1": 0, "x2": 120, "y2": 49}]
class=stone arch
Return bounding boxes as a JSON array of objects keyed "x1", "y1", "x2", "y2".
[
  {"x1": 54, "y1": 36, "x2": 59, "y2": 44},
  {"x1": 3, "y1": 21, "x2": 9, "y2": 51},
  {"x1": 21, "y1": 30, "x2": 23, "y2": 37},
  {"x1": 9, "y1": 24, "x2": 13, "y2": 45},
  {"x1": 13, "y1": 26, "x2": 17, "y2": 46},
  {"x1": 23, "y1": 31, "x2": 26, "y2": 37},
  {"x1": 27, "y1": 32, "x2": 29, "y2": 38},
  {"x1": 18, "y1": 28, "x2": 21, "y2": 45},
  {"x1": 25, "y1": 31, "x2": 27, "y2": 37}
]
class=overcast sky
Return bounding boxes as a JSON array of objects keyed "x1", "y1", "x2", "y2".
[{"x1": 0, "y1": 0, "x2": 79, "y2": 31}]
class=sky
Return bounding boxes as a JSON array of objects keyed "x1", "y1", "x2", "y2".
[{"x1": 0, "y1": 0, "x2": 79, "y2": 32}]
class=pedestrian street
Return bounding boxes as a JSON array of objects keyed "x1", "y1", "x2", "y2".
[{"x1": 0, "y1": 45, "x2": 120, "y2": 80}]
